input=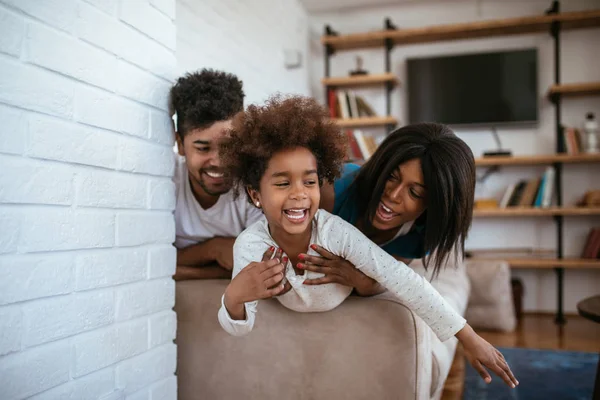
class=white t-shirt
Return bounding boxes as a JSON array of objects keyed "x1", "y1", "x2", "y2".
[
  {"x1": 173, "y1": 155, "x2": 263, "y2": 249},
  {"x1": 218, "y1": 209, "x2": 466, "y2": 342}
]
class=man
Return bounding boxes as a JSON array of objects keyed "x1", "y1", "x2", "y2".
[{"x1": 170, "y1": 69, "x2": 263, "y2": 280}]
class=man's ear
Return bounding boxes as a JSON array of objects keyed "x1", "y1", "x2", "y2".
[
  {"x1": 176, "y1": 135, "x2": 185, "y2": 157},
  {"x1": 246, "y1": 186, "x2": 261, "y2": 208}
]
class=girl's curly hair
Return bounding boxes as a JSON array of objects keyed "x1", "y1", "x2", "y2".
[{"x1": 219, "y1": 94, "x2": 347, "y2": 203}]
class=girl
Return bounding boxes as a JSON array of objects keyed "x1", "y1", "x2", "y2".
[{"x1": 217, "y1": 95, "x2": 518, "y2": 389}]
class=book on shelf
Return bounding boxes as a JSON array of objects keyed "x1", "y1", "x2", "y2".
[
  {"x1": 344, "y1": 129, "x2": 379, "y2": 162},
  {"x1": 561, "y1": 126, "x2": 584, "y2": 155},
  {"x1": 474, "y1": 198, "x2": 499, "y2": 209},
  {"x1": 497, "y1": 166, "x2": 554, "y2": 208},
  {"x1": 582, "y1": 228, "x2": 600, "y2": 259},
  {"x1": 465, "y1": 248, "x2": 556, "y2": 259},
  {"x1": 328, "y1": 88, "x2": 377, "y2": 119}
]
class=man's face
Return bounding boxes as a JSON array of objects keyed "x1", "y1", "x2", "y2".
[{"x1": 177, "y1": 120, "x2": 232, "y2": 197}]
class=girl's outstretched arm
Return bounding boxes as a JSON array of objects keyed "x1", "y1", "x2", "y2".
[{"x1": 316, "y1": 212, "x2": 518, "y2": 388}]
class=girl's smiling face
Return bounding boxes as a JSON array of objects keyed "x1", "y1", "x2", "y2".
[{"x1": 248, "y1": 147, "x2": 320, "y2": 237}]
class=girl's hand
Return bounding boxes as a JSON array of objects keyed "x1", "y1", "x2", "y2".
[
  {"x1": 261, "y1": 247, "x2": 292, "y2": 297},
  {"x1": 224, "y1": 248, "x2": 291, "y2": 318},
  {"x1": 299, "y1": 244, "x2": 385, "y2": 296},
  {"x1": 456, "y1": 324, "x2": 519, "y2": 388}
]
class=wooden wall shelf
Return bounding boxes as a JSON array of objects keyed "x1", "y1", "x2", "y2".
[
  {"x1": 321, "y1": 10, "x2": 600, "y2": 52},
  {"x1": 468, "y1": 257, "x2": 600, "y2": 269},
  {"x1": 547, "y1": 82, "x2": 600, "y2": 98},
  {"x1": 334, "y1": 116, "x2": 397, "y2": 128},
  {"x1": 322, "y1": 3, "x2": 600, "y2": 323},
  {"x1": 473, "y1": 207, "x2": 600, "y2": 217},
  {"x1": 475, "y1": 153, "x2": 600, "y2": 166},
  {"x1": 322, "y1": 73, "x2": 399, "y2": 88}
]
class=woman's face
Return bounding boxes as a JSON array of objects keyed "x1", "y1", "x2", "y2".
[
  {"x1": 249, "y1": 147, "x2": 321, "y2": 237},
  {"x1": 372, "y1": 158, "x2": 427, "y2": 231}
]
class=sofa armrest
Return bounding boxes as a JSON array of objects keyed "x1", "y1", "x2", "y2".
[{"x1": 175, "y1": 280, "x2": 434, "y2": 400}]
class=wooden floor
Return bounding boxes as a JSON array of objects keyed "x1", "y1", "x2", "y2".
[
  {"x1": 478, "y1": 314, "x2": 600, "y2": 353},
  {"x1": 441, "y1": 314, "x2": 600, "y2": 400}
]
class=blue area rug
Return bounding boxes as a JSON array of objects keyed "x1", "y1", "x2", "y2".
[{"x1": 463, "y1": 347, "x2": 598, "y2": 400}]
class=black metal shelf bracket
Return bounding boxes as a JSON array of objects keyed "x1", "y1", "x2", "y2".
[
  {"x1": 324, "y1": 25, "x2": 338, "y2": 79},
  {"x1": 384, "y1": 18, "x2": 397, "y2": 132},
  {"x1": 547, "y1": 0, "x2": 566, "y2": 325}
]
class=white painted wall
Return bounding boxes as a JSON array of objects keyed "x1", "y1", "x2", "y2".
[
  {"x1": 309, "y1": 0, "x2": 600, "y2": 313},
  {"x1": 0, "y1": 1, "x2": 178, "y2": 399},
  {"x1": 176, "y1": 0, "x2": 311, "y2": 105}
]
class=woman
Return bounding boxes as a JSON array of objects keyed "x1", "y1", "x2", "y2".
[{"x1": 302, "y1": 123, "x2": 475, "y2": 296}]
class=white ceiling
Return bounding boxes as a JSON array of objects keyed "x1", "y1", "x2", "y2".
[{"x1": 299, "y1": 0, "x2": 420, "y2": 13}]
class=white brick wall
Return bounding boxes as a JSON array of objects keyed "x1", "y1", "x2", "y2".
[{"x1": 0, "y1": 0, "x2": 177, "y2": 399}]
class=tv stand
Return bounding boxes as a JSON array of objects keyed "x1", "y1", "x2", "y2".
[
  {"x1": 483, "y1": 150, "x2": 513, "y2": 157},
  {"x1": 484, "y1": 126, "x2": 512, "y2": 157}
]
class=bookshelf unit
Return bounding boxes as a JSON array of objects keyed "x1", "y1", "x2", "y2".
[
  {"x1": 473, "y1": 207, "x2": 600, "y2": 217},
  {"x1": 321, "y1": 9, "x2": 600, "y2": 51},
  {"x1": 468, "y1": 258, "x2": 600, "y2": 270},
  {"x1": 547, "y1": 82, "x2": 600, "y2": 98},
  {"x1": 334, "y1": 116, "x2": 398, "y2": 128},
  {"x1": 321, "y1": 73, "x2": 399, "y2": 89},
  {"x1": 475, "y1": 153, "x2": 600, "y2": 166},
  {"x1": 323, "y1": 19, "x2": 399, "y2": 133},
  {"x1": 322, "y1": 0, "x2": 600, "y2": 323}
]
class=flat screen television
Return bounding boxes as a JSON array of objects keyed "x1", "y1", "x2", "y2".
[{"x1": 406, "y1": 48, "x2": 538, "y2": 127}]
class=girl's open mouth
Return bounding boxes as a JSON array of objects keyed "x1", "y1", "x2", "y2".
[{"x1": 283, "y1": 208, "x2": 309, "y2": 223}]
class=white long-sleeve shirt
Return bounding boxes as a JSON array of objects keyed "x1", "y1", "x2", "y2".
[{"x1": 218, "y1": 210, "x2": 466, "y2": 341}]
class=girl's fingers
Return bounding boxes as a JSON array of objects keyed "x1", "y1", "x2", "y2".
[
  {"x1": 472, "y1": 360, "x2": 492, "y2": 384},
  {"x1": 495, "y1": 349, "x2": 506, "y2": 360},
  {"x1": 266, "y1": 284, "x2": 286, "y2": 298},
  {"x1": 491, "y1": 363, "x2": 515, "y2": 388},
  {"x1": 263, "y1": 273, "x2": 284, "y2": 289},
  {"x1": 259, "y1": 260, "x2": 285, "y2": 278},
  {"x1": 501, "y1": 360, "x2": 518, "y2": 387},
  {"x1": 275, "y1": 281, "x2": 292, "y2": 296},
  {"x1": 494, "y1": 350, "x2": 518, "y2": 386}
]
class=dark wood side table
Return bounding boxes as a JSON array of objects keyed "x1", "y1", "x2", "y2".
[{"x1": 577, "y1": 295, "x2": 600, "y2": 400}]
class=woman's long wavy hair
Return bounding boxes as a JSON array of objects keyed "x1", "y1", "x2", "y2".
[{"x1": 348, "y1": 123, "x2": 475, "y2": 276}]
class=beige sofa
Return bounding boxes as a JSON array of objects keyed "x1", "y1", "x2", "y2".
[{"x1": 175, "y1": 260, "x2": 470, "y2": 400}]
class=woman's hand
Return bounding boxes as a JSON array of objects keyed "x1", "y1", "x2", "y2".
[
  {"x1": 299, "y1": 244, "x2": 386, "y2": 296},
  {"x1": 456, "y1": 324, "x2": 519, "y2": 388}
]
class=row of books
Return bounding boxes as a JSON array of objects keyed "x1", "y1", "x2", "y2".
[
  {"x1": 499, "y1": 166, "x2": 555, "y2": 208},
  {"x1": 345, "y1": 130, "x2": 379, "y2": 161},
  {"x1": 327, "y1": 89, "x2": 377, "y2": 119},
  {"x1": 582, "y1": 227, "x2": 600, "y2": 259},
  {"x1": 562, "y1": 126, "x2": 584, "y2": 155}
]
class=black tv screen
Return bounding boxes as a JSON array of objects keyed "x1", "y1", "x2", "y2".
[{"x1": 407, "y1": 49, "x2": 538, "y2": 126}]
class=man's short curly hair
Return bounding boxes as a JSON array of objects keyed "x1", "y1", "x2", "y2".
[
  {"x1": 219, "y1": 95, "x2": 347, "y2": 203},
  {"x1": 169, "y1": 69, "x2": 244, "y2": 138}
]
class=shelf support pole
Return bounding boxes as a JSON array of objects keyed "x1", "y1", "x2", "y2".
[
  {"x1": 324, "y1": 25, "x2": 338, "y2": 107},
  {"x1": 547, "y1": 0, "x2": 566, "y2": 325},
  {"x1": 384, "y1": 18, "x2": 397, "y2": 133}
]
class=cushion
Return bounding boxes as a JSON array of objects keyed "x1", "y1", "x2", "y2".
[{"x1": 464, "y1": 259, "x2": 516, "y2": 332}]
